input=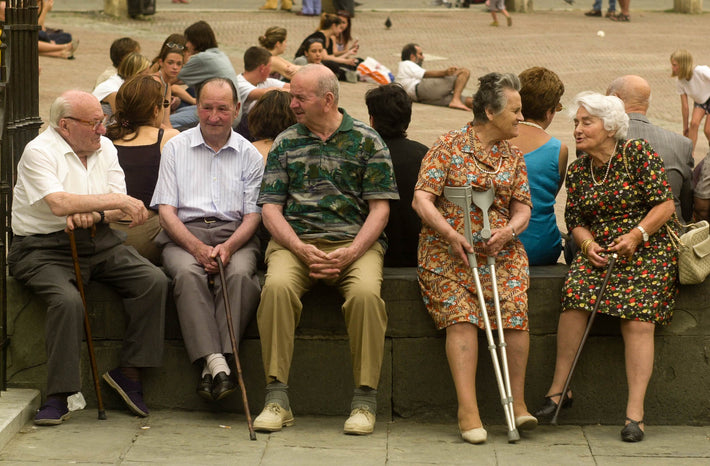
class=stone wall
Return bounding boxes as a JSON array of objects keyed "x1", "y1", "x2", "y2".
[{"x1": 6, "y1": 266, "x2": 710, "y2": 424}]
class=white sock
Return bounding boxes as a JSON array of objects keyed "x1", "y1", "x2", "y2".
[{"x1": 205, "y1": 353, "x2": 230, "y2": 377}]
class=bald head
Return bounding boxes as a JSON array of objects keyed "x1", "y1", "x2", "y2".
[
  {"x1": 49, "y1": 90, "x2": 101, "y2": 128},
  {"x1": 294, "y1": 64, "x2": 339, "y2": 103},
  {"x1": 607, "y1": 75, "x2": 651, "y2": 114}
]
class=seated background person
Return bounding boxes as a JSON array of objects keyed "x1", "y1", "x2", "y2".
[
  {"x1": 396, "y1": 43, "x2": 472, "y2": 111},
  {"x1": 365, "y1": 83, "x2": 427, "y2": 267},
  {"x1": 235, "y1": 46, "x2": 289, "y2": 141},
  {"x1": 106, "y1": 75, "x2": 179, "y2": 264},
  {"x1": 509, "y1": 66, "x2": 568, "y2": 265},
  {"x1": 170, "y1": 20, "x2": 240, "y2": 130}
]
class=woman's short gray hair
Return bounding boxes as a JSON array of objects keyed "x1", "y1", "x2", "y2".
[
  {"x1": 570, "y1": 91, "x2": 629, "y2": 140},
  {"x1": 48, "y1": 95, "x2": 73, "y2": 129},
  {"x1": 472, "y1": 72, "x2": 521, "y2": 124}
]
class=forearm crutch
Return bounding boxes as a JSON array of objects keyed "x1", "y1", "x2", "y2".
[
  {"x1": 67, "y1": 229, "x2": 107, "y2": 420},
  {"x1": 550, "y1": 253, "x2": 618, "y2": 425},
  {"x1": 469, "y1": 186, "x2": 518, "y2": 441},
  {"x1": 444, "y1": 186, "x2": 520, "y2": 443},
  {"x1": 215, "y1": 256, "x2": 256, "y2": 441}
]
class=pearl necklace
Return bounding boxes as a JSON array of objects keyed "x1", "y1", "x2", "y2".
[
  {"x1": 590, "y1": 153, "x2": 614, "y2": 186},
  {"x1": 519, "y1": 120, "x2": 545, "y2": 131},
  {"x1": 471, "y1": 153, "x2": 503, "y2": 175}
]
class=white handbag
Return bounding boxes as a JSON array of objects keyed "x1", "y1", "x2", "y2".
[{"x1": 668, "y1": 221, "x2": 710, "y2": 285}]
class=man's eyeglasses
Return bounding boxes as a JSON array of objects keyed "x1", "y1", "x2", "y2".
[
  {"x1": 166, "y1": 42, "x2": 185, "y2": 50},
  {"x1": 64, "y1": 116, "x2": 108, "y2": 131}
]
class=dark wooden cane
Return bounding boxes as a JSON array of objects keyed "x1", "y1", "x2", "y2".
[
  {"x1": 216, "y1": 256, "x2": 256, "y2": 440},
  {"x1": 551, "y1": 253, "x2": 617, "y2": 425},
  {"x1": 67, "y1": 229, "x2": 107, "y2": 420}
]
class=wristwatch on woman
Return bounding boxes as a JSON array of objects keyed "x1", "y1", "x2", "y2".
[
  {"x1": 510, "y1": 225, "x2": 517, "y2": 240},
  {"x1": 635, "y1": 225, "x2": 649, "y2": 242}
]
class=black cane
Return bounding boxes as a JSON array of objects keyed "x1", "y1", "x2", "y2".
[
  {"x1": 551, "y1": 253, "x2": 618, "y2": 425},
  {"x1": 67, "y1": 229, "x2": 107, "y2": 420},
  {"x1": 216, "y1": 256, "x2": 256, "y2": 440}
]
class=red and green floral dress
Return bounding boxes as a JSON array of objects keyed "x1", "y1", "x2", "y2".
[
  {"x1": 564, "y1": 139, "x2": 678, "y2": 325},
  {"x1": 415, "y1": 123, "x2": 532, "y2": 331}
]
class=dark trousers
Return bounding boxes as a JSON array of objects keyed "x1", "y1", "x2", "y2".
[{"x1": 8, "y1": 226, "x2": 167, "y2": 396}]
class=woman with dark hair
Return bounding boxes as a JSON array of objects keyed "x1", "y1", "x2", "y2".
[
  {"x1": 334, "y1": 10, "x2": 359, "y2": 58},
  {"x1": 294, "y1": 13, "x2": 358, "y2": 81},
  {"x1": 248, "y1": 90, "x2": 296, "y2": 163},
  {"x1": 509, "y1": 67, "x2": 568, "y2": 265},
  {"x1": 171, "y1": 20, "x2": 239, "y2": 129},
  {"x1": 412, "y1": 72, "x2": 535, "y2": 444},
  {"x1": 258, "y1": 26, "x2": 301, "y2": 81},
  {"x1": 151, "y1": 34, "x2": 193, "y2": 125},
  {"x1": 106, "y1": 75, "x2": 179, "y2": 264}
]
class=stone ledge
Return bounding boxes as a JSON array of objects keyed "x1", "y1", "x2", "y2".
[{"x1": 5, "y1": 266, "x2": 710, "y2": 424}]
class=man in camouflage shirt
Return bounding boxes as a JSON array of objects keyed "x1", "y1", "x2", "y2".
[{"x1": 254, "y1": 64, "x2": 399, "y2": 436}]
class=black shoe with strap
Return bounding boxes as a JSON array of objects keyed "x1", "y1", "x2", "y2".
[
  {"x1": 533, "y1": 391, "x2": 573, "y2": 418},
  {"x1": 621, "y1": 418, "x2": 645, "y2": 442}
]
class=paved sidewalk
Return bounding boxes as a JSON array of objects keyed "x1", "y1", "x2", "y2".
[{"x1": 0, "y1": 395, "x2": 709, "y2": 465}]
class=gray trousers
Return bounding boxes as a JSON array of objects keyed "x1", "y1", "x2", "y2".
[
  {"x1": 8, "y1": 226, "x2": 168, "y2": 396},
  {"x1": 159, "y1": 221, "x2": 261, "y2": 363}
]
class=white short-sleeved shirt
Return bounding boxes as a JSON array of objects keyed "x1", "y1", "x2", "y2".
[
  {"x1": 150, "y1": 125, "x2": 265, "y2": 223},
  {"x1": 396, "y1": 60, "x2": 426, "y2": 99},
  {"x1": 12, "y1": 127, "x2": 126, "y2": 236},
  {"x1": 92, "y1": 73, "x2": 124, "y2": 102},
  {"x1": 235, "y1": 74, "x2": 286, "y2": 123},
  {"x1": 676, "y1": 65, "x2": 710, "y2": 105}
]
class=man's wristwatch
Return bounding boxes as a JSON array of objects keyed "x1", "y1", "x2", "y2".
[
  {"x1": 97, "y1": 211, "x2": 105, "y2": 224},
  {"x1": 635, "y1": 225, "x2": 649, "y2": 242}
]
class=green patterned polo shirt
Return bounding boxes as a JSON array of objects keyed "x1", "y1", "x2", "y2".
[{"x1": 257, "y1": 109, "x2": 399, "y2": 248}]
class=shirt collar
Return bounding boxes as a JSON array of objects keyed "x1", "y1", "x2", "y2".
[
  {"x1": 47, "y1": 126, "x2": 103, "y2": 162},
  {"x1": 295, "y1": 108, "x2": 353, "y2": 139},
  {"x1": 190, "y1": 125, "x2": 242, "y2": 154}
]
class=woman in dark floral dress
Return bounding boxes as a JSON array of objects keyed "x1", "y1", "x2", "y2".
[
  {"x1": 535, "y1": 92, "x2": 678, "y2": 443},
  {"x1": 413, "y1": 73, "x2": 535, "y2": 445}
]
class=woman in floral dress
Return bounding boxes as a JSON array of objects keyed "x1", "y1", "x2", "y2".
[
  {"x1": 413, "y1": 72, "x2": 535, "y2": 444},
  {"x1": 534, "y1": 92, "x2": 678, "y2": 443}
]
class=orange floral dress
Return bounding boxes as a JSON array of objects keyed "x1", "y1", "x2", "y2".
[{"x1": 416, "y1": 123, "x2": 532, "y2": 331}]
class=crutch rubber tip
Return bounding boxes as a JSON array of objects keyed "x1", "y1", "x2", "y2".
[
  {"x1": 507, "y1": 429, "x2": 520, "y2": 443},
  {"x1": 550, "y1": 417, "x2": 559, "y2": 426},
  {"x1": 98, "y1": 410, "x2": 107, "y2": 420},
  {"x1": 249, "y1": 431, "x2": 257, "y2": 441}
]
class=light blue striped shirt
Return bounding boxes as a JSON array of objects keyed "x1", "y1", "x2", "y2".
[{"x1": 151, "y1": 125, "x2": 264, "y2": 223}]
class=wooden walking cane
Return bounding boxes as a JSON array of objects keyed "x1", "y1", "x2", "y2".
[
  {"x1": 216, "y1": 256, "x2": 256, "y2": 440},
  {"x1": 551, "y1": 253, "x2": 618, "y2": 425},
  {"x1": 67, "y1": 228, "x2": 107, "y2": 420}
]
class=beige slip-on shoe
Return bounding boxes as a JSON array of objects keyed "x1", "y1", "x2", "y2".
[{"x1": 344, "y1": 408, "x2": 376, "y2": 435}]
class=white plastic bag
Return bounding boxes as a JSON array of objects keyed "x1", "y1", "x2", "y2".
[{"x1": 356, "y1": 57, "x2": 394, "y2": 85}]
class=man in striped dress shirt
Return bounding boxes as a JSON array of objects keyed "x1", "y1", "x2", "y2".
[{"x1": 151, "y1": 77, "x2": 265, "y2": 403}]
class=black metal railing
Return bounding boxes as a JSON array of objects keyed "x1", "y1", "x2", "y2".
[{"x1": 0, "y1": 0, "x2": 42, "y2": 392}]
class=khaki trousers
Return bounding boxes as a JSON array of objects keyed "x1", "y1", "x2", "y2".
[{"x1": 257, "y1": 239, "x2": 387, "y2": 389}]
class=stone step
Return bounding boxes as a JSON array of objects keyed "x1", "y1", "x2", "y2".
[{"x1": 6, "y1": 266, "x2": 710, "y2": 424}]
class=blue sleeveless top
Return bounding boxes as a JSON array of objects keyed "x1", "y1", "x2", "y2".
[{"x1": 519, "y1": 137, "x2": 563, "y2": 265}]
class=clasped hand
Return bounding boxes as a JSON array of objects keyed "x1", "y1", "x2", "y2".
[{"x1": 298, "y1": 243, "x2": 357, "y2": 280}]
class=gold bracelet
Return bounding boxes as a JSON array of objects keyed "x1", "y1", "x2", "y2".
[{"x1": 581, "y1": 238, "x2": 594, "y2": 256}]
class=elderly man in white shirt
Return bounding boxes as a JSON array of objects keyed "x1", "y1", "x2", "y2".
[
  {"x1": 8, "y1": 90, "x2": 168, "y2": 426},
  {"x1": 152, "y1": 77, "x2": 264, "y2": 403},
  {"x1": 396, "y1": 43, "x2": 472, "y2": 111}
]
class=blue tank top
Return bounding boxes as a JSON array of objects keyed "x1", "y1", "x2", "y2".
[{"x1": 519, "y1": 137, "x2": 563, "y2": 265}]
